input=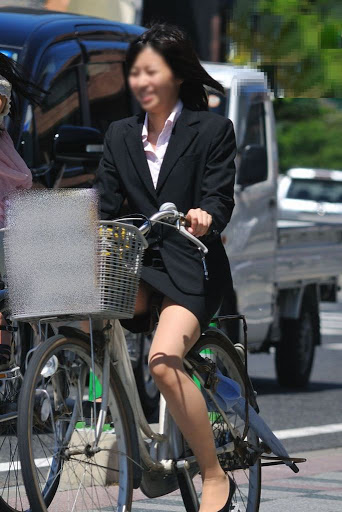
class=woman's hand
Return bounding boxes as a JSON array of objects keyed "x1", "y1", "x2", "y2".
[{"x1": 185, "y1": 208, "x2": 212, "y2": 237}]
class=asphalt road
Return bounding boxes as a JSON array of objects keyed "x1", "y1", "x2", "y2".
[
  {"x1": 0, "y1": 296, "x2": 341, "y2": 510},
  {"x1": 131, "y1": 296, "x2": 342, "y2": 510},
  {"x1": 248, "y1": 297, "x2": 342, "y2": 454}
]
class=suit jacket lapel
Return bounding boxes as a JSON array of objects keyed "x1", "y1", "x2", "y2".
[
  {"x1": 156, "y1": 108, "x2": 199, "y2": 193},
  {"x1": 123, "y1": 108, "x2": 199, "y2": 200},
  {"x1": 124, "y1": 114, "x2": 157, "y2": 202}
]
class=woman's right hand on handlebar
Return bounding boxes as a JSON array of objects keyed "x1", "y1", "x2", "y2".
[{"x1": 185, "y1": 208, "x2": 212, "y2": 237}]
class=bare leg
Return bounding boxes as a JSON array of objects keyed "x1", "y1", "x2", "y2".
[
  {"x1": 148, "y1": 298, "x2": 229, "y2": 512},
  {"x1": 134, "y1": 281, "x2": 155, "y2": 316}
]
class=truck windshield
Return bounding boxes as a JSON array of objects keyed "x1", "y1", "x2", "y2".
[
  {"x1": 288, "y1": 178, "x2": 342, "y2": 204},
  {"x1": 0, "y1": 47, "x2": 19, "y2": 61}
]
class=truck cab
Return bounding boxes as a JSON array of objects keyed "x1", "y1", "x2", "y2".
[{"x1": 203, "y1": 63, "x2": 278, "y2": 346}]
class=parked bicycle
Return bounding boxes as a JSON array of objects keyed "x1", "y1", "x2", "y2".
[
  {"x1": 4, "y1": 201, "x2": 305, "y2": 512},
  {"x1": 0, "y1": 272, "x2": 34, "y2": 511}
]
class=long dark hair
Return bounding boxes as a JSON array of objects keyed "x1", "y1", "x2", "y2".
[
  {"x1": 0, "y1": 52, "x2": 43, "y2": 123},
  {"x1": 126, "y1": 24, "x2": 224, "y2": 111}
]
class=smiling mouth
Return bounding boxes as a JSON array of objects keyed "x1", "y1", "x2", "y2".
[{"x1": 140, "y1": 95, "x2": 153, "y2": 102}]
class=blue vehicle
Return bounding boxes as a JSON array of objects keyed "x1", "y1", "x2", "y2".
[{"x1": 0, "y1": 6, "x2": 143, "y2": 188}]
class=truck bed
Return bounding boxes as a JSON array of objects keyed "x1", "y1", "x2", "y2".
[{"x1": 276, "y1": 220, "x2": 342, "y2": 287}]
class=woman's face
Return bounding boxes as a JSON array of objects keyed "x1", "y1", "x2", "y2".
[{"x1": 128, "y1": 46, "x2": 182, "y2": 114}]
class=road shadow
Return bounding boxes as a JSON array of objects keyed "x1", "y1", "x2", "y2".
[{"x1": 250, "y1": 376, "x2": 342, "y2": 395}]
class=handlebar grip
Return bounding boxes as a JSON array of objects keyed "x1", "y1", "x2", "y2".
[{"x1": 180, "y1": 216, "x2": 191, "y2": 228}]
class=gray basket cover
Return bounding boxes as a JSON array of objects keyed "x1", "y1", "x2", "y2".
[{"x1": 5, "y1": 189, "x2": 99, "y2": 320}]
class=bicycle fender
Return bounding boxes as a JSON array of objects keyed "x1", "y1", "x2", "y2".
[{"x1": 199, "y1": 327, "x2": 259, "y2": 411}]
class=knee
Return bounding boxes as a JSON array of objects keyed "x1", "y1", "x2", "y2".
[{"x1": 148, "y1": 355, "x2": 182, "y2": 388}]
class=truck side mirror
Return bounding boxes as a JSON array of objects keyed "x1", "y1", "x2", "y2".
[
  {"x1": 53, "y1": 125, "x2": 104, "y2": 165},
  {"x1": 237, "y1": 144, "x2": 267, "y2": 187}
]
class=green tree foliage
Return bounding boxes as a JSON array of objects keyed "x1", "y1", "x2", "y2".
[
  {"x1": 229, "y1": 0, "x2": 342, "y2": 97},
  {"x1": 274, "y1": 99, "x2": 342, "y2": 172}
]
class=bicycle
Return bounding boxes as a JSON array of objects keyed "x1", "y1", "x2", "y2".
[
  {"x1": 0, "y1": 258, "x2": 36, "y2": 511},
  {"x1": 4, "y1": 197, "x2": 305, "y2": 512}
]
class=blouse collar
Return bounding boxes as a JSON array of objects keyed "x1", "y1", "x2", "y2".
[{"x1": 142, "y1": 99, "x2": 183, "y2": 141}]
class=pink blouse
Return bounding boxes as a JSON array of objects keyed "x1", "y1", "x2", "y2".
[
  {"x1": 142, "y1": 99, "x2": 183, "y2": 188},
  {"x1": 0, "y1": 75, "x2": 32, "y2": 228},
  {"x1": 0, "y1": 128, "x2": 32, "y2": 227}
]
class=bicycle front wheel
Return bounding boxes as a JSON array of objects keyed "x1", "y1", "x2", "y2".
[
  {"x1": 182, "y1": 329, "x2": 262, "y2": 512},
  {"x1": 17, "y1": 334, "x2": 136, "y2": 512}
]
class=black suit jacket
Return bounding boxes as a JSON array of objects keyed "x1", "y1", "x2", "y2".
[{"x1": 95, "y1": 107, "x2": 236, "y2": 295}]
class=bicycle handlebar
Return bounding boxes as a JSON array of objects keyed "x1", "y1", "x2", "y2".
[{"x1": 138, "y1": 203, "x2": 208, "y2": 255}]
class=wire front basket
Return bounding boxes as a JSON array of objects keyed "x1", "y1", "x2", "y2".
[
  {"x1": 5, "y1": 190, "x2": 148, "y2": 321},
  {"x1": 96, "y1": 221, "x2": 147, "y2": 319}
]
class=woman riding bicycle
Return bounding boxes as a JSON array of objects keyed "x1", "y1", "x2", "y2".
[
  {"x1": 0, "y1": 52, "x2": 41, "y2": 369},
  {"x1": 95, "y1": 24, "x2": 237, "y2": 512}
]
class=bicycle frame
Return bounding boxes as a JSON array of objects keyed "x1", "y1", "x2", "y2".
[
  {"x1": 94, "y1": 317, "x2": 184, "y2": 474},
  {"x1": 87, "y1": 317, "x2": 252, "y2": 500}
]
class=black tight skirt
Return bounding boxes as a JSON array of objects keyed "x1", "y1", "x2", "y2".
[{"x1": 121, "y1": 248, "x2": 224, "y2": 334}]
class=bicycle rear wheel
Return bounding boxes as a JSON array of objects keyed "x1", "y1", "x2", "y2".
[
  {"x1": 17, "y1": 334, "x2": 136, "y2": 512},
  {"x1": 180, "y1": 329, "x2": 261, "y2": 512},
  {"x1": 0, "y1": 372, "x2": 29, "y2": 512},
  {"x1": 0, "y1": 321, "x2": 36, "y2": 512}
]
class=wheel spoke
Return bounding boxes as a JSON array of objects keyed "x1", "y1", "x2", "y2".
[
  {"x1": 18, "y1": 335, "x2": 133, "y2": 511},
  {"x1": 182, "y1": 334, "x2": 261, "y2": 512}
]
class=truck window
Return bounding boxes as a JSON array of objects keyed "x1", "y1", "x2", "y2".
[
  {"x1": 85, "y1": 48, "x2": 130, "y2": 134},
  {"x1": 238, "y1": 93, "x2": 268, "y2": 184},
  {"x1": 34, "y1": 41, "x2": 83, "y2": 167},
  {"x1": 243, "y1": 103, "x2": 266, "y2": 148}
]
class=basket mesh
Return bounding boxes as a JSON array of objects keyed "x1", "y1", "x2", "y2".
[
  {"x1": 97, "y1": 223, "x2": 145, "y2": 318},
  {"x1": 5, "y1": 190, "x2": 146, "y2": 321}
]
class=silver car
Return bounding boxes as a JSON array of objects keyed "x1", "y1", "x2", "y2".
[{"x1": 278, "y1": 167, "x2": 342, "y2": 223}]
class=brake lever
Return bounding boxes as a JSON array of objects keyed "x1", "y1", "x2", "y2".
[{"x1": 178, "y1": 225, "x2": 208, "y2": 255}]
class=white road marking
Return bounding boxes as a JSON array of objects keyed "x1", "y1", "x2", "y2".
[
  {"x1": 323, "y1": 343, "x2": 342, "y2": 350},
  {"x1": 321, "y1": 328, "x2": 342, "y2": 335},
  {"x1": 133, "y1": 503, "x2": 184, "y2": 511},
  {"x1": 274, "y1": 423, "x2": 342, "y2": 440},
  {"x1": 320, "y1": 311, "x2": 342, "y2": 336},
  {"x1": 0, "y1": 457, "x2": 51, "y2": 472},
  {"x1": 1, "y1": 425, "x2": 342, "y2": 473}
]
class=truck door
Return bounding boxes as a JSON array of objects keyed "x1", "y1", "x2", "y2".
[{"x1": 225, "y1": 86, "x2": 277, "y2": 344}]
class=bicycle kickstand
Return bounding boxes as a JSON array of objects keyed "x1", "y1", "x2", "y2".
[{"x1": 175, "y1": 460, "x2": 200, "y2": 512}]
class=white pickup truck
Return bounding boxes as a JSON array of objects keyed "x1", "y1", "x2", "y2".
[{"x1": 201, "y1": 62, "x2": 342, "y2": 388}]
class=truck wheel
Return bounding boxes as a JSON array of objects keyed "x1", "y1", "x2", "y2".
[
  {"x1": 134, "y1": 333, "x2": 160, "y2": 417},
  {"x1": 275, "y1": 297, "x2": 317, "y2": 388}
]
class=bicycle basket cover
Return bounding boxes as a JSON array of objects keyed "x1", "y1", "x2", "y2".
[{"x1": 5, "y1": 189, "x2": 99, "y2": 320}]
